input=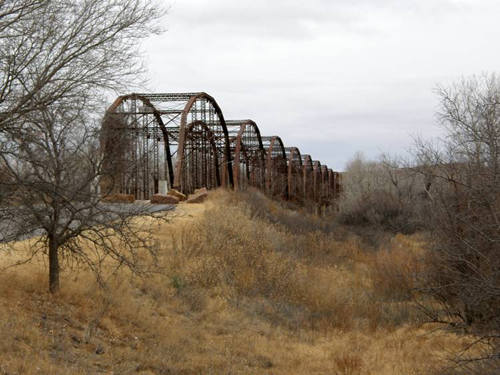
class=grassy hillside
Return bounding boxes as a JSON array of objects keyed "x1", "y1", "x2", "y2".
[{"x1": 0, "y1": 190, "x2": 473, "y2": 374}]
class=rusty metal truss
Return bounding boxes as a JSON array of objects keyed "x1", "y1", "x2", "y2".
[{"x1": 101, "y1": 92, "x2": 342, "y2": 205}]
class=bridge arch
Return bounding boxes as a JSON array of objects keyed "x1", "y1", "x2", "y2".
[
  {"x1": 286, "y1": 147, "x2": 303, "y2": 202},
  {"x1": 302, "y1": 154, "x2": 314, "y2": 202},
  {"x1": 175, "y1": 93, "x2": 233, "y2": 191},
  {"x1": 334, "y1": 172, "x2": 342, "y2": 199},
  {"x1": 178, "y1": 120, "x2": 220, "y2": 193},
  {"x1": 228, "y1": 120, "x2": 266, "y2": 191},
  {"x1": 101, "y1": 94, "x2": 174, "y2": 199},
  {"x1": 328, "y1": 169, "x2": 335, "y2": 201},
  {"x1": 101, "y1": 92, "x2": 342, "y2": 204},
  {"x1": 312, "y1": 160, "x2": 322, "y2": 203},
  {"x1": 263, "y1": 136, "x2": 288, "y2": 199},
  {"x1": 320, "y1": 165, "x2": 329, "y2": 204}
]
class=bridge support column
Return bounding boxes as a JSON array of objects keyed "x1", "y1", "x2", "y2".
[{"x1": 158, "y1": 180, "x2": 169, "y2": 195}]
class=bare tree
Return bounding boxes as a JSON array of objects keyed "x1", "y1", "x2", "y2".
[
  {"x1": 0, "y1": 0, "x2": 166, "y2": 293},
  {"x1": 0, "y1": 0, "x2": 164, "y2": 132},
  {"x1": 1, "y1": 102, "x2": 161, "y2": 293},
  {"x1": 0, "y1": 0, "x2": 43, "y2": 34},
  {"x1": 414, "y1": 74, "x2": 500, "y2": 373}
]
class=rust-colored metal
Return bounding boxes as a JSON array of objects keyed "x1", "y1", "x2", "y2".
[
  {"x1": 328, "y1": 169, "x2": 335, "y2": 201},
  {"x1": 302, "y1": 154, "x2": 314, "y2": 203},
  {"x1": 286, "y1": 147, "x2": 303, "y2": 202},
  {"x1": 263, "y1": 136, "x2": 288, "y2": 199},
  {"x1": 335, "y1": 172, "x2": 343, "y2": 198},
  {"x1": 312, "y1": 160, "x2": 322, "y2": 203},
  {"x1": 101, "y1": 94, "x2": 174, "y2": 199},
  {"x1": 178, "y1": 121, "x2": 220, "y2": 193},
  {"x1": 102, "y1": 92, "x2": 233, "y2": 197},
  {"x1": 320, "y1": 165, "x2": 329, "y2": 204},
  {"x1": 174, "y1": 93, "x2": 233, "y2": 192},
  {"x1": 228, "y1": 120, "x2": 266, "y2": 191},
  {"x1": 102, "y1": 92, "x2": 342, "y2": 205}
]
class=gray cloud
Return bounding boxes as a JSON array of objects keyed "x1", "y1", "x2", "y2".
[
  {"x1": 166, "y1": 0, "x2": 472, "y2": 39},
  {"x1": 142, "y1": 0, "x2": 500, "y2": 170}
]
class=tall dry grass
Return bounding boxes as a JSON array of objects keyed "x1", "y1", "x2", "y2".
[{"x1": 0, "y1": 189, "x2": 475, "y2": 374}]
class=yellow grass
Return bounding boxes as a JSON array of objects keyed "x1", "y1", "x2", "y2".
[{"x1": 0, "y1": 189, "x2": 474, "y2": 374}]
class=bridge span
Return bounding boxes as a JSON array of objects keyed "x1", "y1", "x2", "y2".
[{"x1": 101, "y1": 92, "x2": 341, "y2": 206}]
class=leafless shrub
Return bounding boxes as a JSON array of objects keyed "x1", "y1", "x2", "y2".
[
  {"x1": 230, "y1": 188, "x2": 339, "y2": 235},
  {"x1": 338, "y1": 152, "x2": 427, "y2": 234},
  {"x1": 368, "y1": 234, "x2": 426, "y2": 302},
  {"x1": 165, "y1": 190, "x2": 420, "y2": 333},
  {"x1": 414, "y1": 74, "x2": 500, "y2": 371}
]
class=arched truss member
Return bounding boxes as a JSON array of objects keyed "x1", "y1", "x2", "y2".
[
  {"x1": 102, "y1": 92, "x2": 343, "y2": 203},
  {"x1": 262, "y1": 136, "x2": 288, "y2": 199},
  {"x1": 320, "y1": 165, "x2": 329, "y2": 203},
  {"x1": 312, "y1": 160, "x2": 322, "y2": 203},
  {"x1": 103, "y1": 92, "x2": 234, "y2": 196},
  {"x1": 302, "y1": 154, "x2": 314, "y2": 202},
  {"x1": 328, "y1": 169, "x2": 335, "y2": 201},
  {"x1": 131, "y1": 92, "x2": 233, "y2": 193},
  {"x1": 179, "y1": 121, "x2": 220, "y2": 193},
  {"x1": 226, "y1": 120, "x2": 266, "y2": 191},
  {"x1": 285, "y1": 147, "x2": 303, "y2": 202},
  {"x1": 102, "y1": 94, "x2": 173, "y2": 200},
  {"x1": 328, "y1": 169, "x2": 342, "y2": 202}
]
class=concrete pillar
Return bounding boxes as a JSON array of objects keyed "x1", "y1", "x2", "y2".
[{"x1": 158, "y1": 180, "x2": 169, "y2": 195}]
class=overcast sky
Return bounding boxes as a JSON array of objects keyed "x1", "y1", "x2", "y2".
[{"x1": 142, "y1": 0, "x2": 500, "y2": 171}]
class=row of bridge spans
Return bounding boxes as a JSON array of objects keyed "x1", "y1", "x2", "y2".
[{"x1": 101, "y1": 92, "x2": 341, "y2": 205}]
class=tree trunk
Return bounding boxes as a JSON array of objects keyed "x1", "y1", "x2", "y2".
[{"x1": 48, "y1": 235, "x2": 60, "y2": 293}]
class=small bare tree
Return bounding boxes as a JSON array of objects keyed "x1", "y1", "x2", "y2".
[
  {"x1": 415, "y1": 74, "x2": 500, "y2": 373},
  {"x1": 0, "y1": 0, "x2": 166, "y2": 293},
  {"x1": 1, "y1": 102, "x2": 160, "y2": 293}
]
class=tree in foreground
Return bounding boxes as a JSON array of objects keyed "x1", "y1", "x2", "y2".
[
  {"x1": 414, "y1": 74, "x2": 500, "y2": 373},
  {"x1": 0, "y1": 0, "x2": 163, "y2": 132},
  {"x1": 0, "y1": 0, "x2": 166, "y2": 293}
]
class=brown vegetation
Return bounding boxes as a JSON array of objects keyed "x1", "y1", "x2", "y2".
[
  {"x1": 103, "y1": 194, "x2": 136, "y2": 203},
  {"x1": 150, "y1": 194, "x2": 179, "y2": 204},
  {"x1": 0, "y1": 190, "x2": 475, "y2": 374}
]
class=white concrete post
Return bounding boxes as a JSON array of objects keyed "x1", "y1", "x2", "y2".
[{"x1": 158, "y1": 180, "x2": 169, "y2": 195}]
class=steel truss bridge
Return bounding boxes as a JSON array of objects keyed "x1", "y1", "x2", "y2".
[{"x1": 101, "y1": 92, "x2": 342, "y2": 205}]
